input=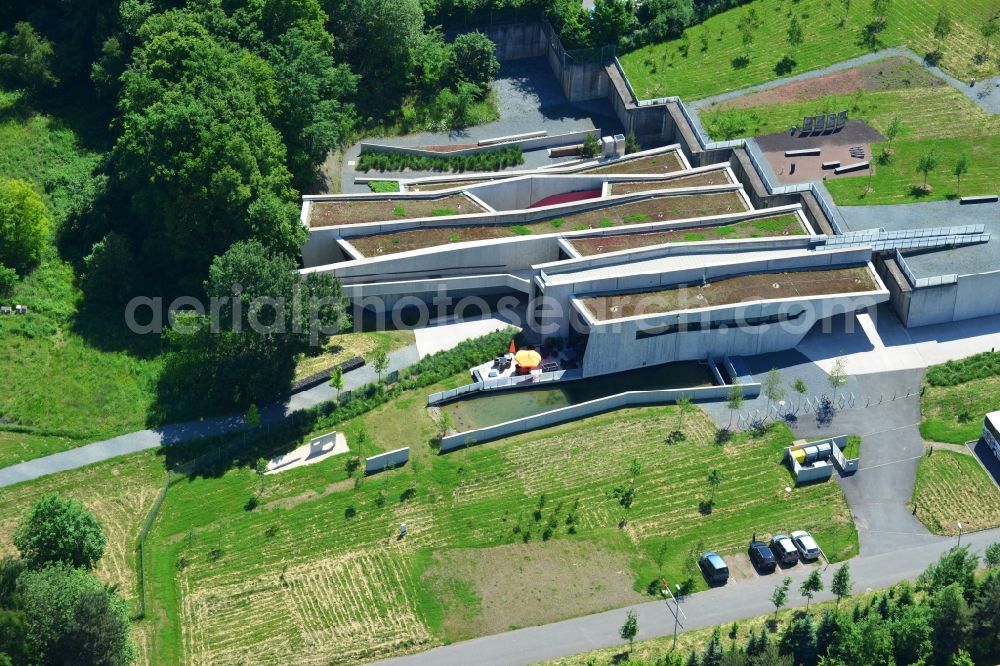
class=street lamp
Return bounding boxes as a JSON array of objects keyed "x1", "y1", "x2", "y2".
[
  {"x1": 660, "y1": 579, "x2": 686, "y2": 649},
  {"x1": 957, "y1": 521, "x2": 963, "y2": 547}
]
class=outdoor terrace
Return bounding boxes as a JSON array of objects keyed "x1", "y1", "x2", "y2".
[
  {"x1": 308, "y1": 193, "x2": 485, "y2": 228},
  {"x1": 578, "y1": 265, "x2": 877, "y2": 321},
  {"x1": 567, "y1": 213, "x2": 805, "y2": 256},
  {"x1": 347, "y1": 192, "x2": 749, "y2": 257}
]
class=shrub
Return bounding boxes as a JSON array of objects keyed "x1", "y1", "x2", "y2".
[
  {"x1": 367, "y1": 180, "x2": 400, "y2": 193},
  {"x1": 356, "y1": 146, "x2": 523, "y2": 173},
  {"x1": 0, "y1": 263, "x2": 17, "y2": 294},
  {"x1": 0, "y1": 178, "x2": 50, "y2": 275},
  {"x1": 451, "y1": 32, "x2": 499, "y2": 92},
  {"x1": 926, "y1": 351, "x2": 1000, "y2": 387},
  {"x1": 581, "y1": 133, "x2": 601, "y2": 158}
]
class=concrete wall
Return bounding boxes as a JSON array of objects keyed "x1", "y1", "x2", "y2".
[
  {"x1": 313, "y1": 233, "x2": 562, "y2": 283},
  {"x1": 894, "y1": 270, "x2": 1000, "y2": 328},
  {"x1": 439, "y1": 382, "x2": 758, "y2": 451},
  {"x1": 365, "y1": 447, "x2": 410, "y2": 474},
  {"x1": 360, "y1": 129, "x2": 599, "y2": 159},
  {"x1": 478, "y1": 22, "x2": 547, "y2": 60},
  {"x1": 578, "y1": 290, "x2": 888, "y2": 376}
]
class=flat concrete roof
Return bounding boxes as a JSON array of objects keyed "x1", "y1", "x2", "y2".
[
  {"x1": 542, "y1": 247, "x2": 823, "y2": 286},
  {"x1": 839, "y1": 200, "x2": 1000, "y2": 279},
  {"x1": 578, "y1": 265, "x2": 877, "y2": 320},
  {"x1": 567, "y1": 213, "x2": 805, "y2": 256}
]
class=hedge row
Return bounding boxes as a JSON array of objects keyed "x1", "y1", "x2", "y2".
[
  {"x1": 356, "y1": 146, "x2": 524, "y2": 173},
  {"x1": 925, "y1": 351, "x2": 1000, "y2": 387}
]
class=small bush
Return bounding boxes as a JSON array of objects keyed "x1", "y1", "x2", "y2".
[
  {"x1": 510, "y1": 225, "x2": 532, "y2": 235},
  {"x1": 581, "y1": 133, "x2": 601, "y2": 158},
  {"x1": 344, "y1": 505, "x2": 357, "y2": 519},
  {"x1": 244, "y1": 496, "x2": 258, "y2": 511},
  {"x1": 774, "y1": 54, "x2": 796, "y2": 75},
  {"x1": 368, "y1": 180, "x2": 400, "y2": 193}
]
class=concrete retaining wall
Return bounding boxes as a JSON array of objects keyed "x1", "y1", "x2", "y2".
[
  {"x1": 478, "y1": 22, "x2": 547, "y2": 60},
  {"x1": 439, "y1": 382, "x2": 758, "y2": 451},
  {"x1": 360, "y1": 129, "x2": 599, "y2": 159},
  {"x1": 896, "y1": 270, "x2": 1000, "y2": 328},
  {"x1": 365, "y1": 447, "x2": 410, "y2": 474}
]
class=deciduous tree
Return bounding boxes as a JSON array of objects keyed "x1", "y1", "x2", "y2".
[
  {"x1": 0, "y1": 179, "x2": 49, "y2": 276},
  {"x1": 14, "y1": 495, "x2": 106, "y2": 571}
]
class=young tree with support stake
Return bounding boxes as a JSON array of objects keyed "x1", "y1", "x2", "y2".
[
  {"x1": 917, "y1": 149, "x2": 940, "y2": 191},
  {"x1": 726, "y1": 381, "x2": 744, "y2": 428},
  {"x1": 953, "y1": 154, "x2": 969, "y2": 197},
  {"x1": 800, "y1": 569, "x2": 824, "y2": 611},
  {"x1": 831, "y1": 563, "x2": 853, "y2": 606},
  {"x1": 828, "y1": 357, "x2": 848, "y2": 401},
  {"x1": 771, "y1": 576, "x2": 791, "y2": 617},
  {"x1": 619, "y1": 609, "x2": 638, "y2": 654},
  {"x1": 762, "y1": 367, "x2": 786, "y2": 415},
  {"x1": 372, "y1": 349, "x2": 389, "y2": 382},
  {"x1": 329, "y1": 366, "x2": 344, "y2": 400}
]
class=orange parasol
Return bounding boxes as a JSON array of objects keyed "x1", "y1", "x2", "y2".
[
  {"x1": 514, "y1": 349, "x2": 541, "y2": 369},
  {"x1": 509, "y1": 339, "x2": 517, "y2": 354}
]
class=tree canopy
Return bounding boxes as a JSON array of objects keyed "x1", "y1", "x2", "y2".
[
  {"x1": 0, "y1": 179, "x2": 50, "y2": 276},
  {"x1": 13, "y1": 494, "x2": 107, "y2": 571}
]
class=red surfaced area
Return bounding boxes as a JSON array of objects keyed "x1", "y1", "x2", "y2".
[{"x1": 529, "y1": 189, "x2": 602, "y2": 208}]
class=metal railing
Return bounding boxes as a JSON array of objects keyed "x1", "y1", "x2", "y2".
[{"x1": 428, "y1": 368, "x2": 584, "y2": 404}]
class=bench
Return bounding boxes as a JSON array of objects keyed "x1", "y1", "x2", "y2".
[
  {"x1": 0, "y1": 306, "x2": 11, "y2": 315},
  {"x1": 960, "y1": 195, "x2": 999, "y2": 204},
  {"x1": 822, "y1": 161, "x2": 841, "y2": 169},
  {"x1": 785, "y1": 148, "x2": 821, "y2": 157},
  {"x1": 834, "y1": 161, "x2": 869, "y2": 175},
  {"x1": 14, "y1": 305, "x2": 27, "y2": 315}
]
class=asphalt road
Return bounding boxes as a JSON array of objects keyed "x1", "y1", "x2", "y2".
[{"x1": 368, "y1": 528, "x2": 999, "y2": 666}]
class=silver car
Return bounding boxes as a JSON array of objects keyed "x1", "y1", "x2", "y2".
[{"x1": 790, "y1": 530, "x2": 821, "y2": 560}]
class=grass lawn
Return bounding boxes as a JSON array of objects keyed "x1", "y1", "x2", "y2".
[
  {"x1": 920, "y1": 375, "x2": 1000, "y2": 443},
  {"x1": 701, "y1": 80, "x2": 1000, "y2": 205},
  {"x1": 843, "y1": 435, "x2": 862, "y2": 459},
  {"x1": 619, "y1": 0, "x2": 1000, "y2": 101},
  {"x1": 294, "y1": 329, "x2": 415, "y2": 381},
  {"x1": 911, "y1": 449, "x2": 1000, "y2": 535},
  {"x1": 133, "y1": 382, "x2": 856, "y2": 664}
]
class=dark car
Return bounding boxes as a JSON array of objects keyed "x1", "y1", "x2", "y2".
[
  {"x1": 791, "y1": 530, "x2": 822, "y2": 561},
  {"x1": 698, "y1": 551, "x2": 730, "y2": 585},
  {"x1": 748, "y1": 540, "x2": 777, "y2": 573},
  {"x1": 769, "y1": 534, "x2": 799, "y2": 566}
]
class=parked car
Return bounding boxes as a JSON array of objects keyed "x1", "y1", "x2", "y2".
[
  {"x1": 748, "y1": 540, "x2": 777, "y2": 573},
  {"x1": 790, "y1": 530, "x2": 822, "y2": 560},
  {"x1": 698, "y1": 551, "x2": 730, "y2": 584},
  {"x1": 769, "y1": 534, "x2": 799, "y2": 565}
]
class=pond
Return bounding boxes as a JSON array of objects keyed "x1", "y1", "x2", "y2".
[{"x1": 441, "y1": 361, "x2": 714, "y2": 432}]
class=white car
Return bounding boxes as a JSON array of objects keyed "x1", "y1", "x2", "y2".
[{"x1": 790, "y1": 530, "x2": 821, "y2": 560}]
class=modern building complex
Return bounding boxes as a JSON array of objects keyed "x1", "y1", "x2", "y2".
[{"x1": 298, "y1": 24, "x2": 995, "y2": 378}]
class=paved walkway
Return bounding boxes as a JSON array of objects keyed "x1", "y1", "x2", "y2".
[
  {"x1": 0, "y1": 344, "x2": 420, "y2": 488},
  {"x1": 688, "y1": 47, "x2": 1000, "y2": 115},
  {"x1": 369, "y1": 527, "x2": 999, "y2": 666}
]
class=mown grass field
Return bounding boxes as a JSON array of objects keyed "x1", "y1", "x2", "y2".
[
  {"x1": 920, "y1": 374, "x2": 1000, "y2": 443},
  {"x1": 700, "y1": 69, "x2": 1000, "y2": 205},
  {"x1": 911, "y1": 449, "x2": 1000, "y2": 535},
  {"x1": 620, "y1": 0, "x2": 1000, "y2": 101},
  {"x1": 131, "y1": 378, "x2": 857, "y2": 665}
]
